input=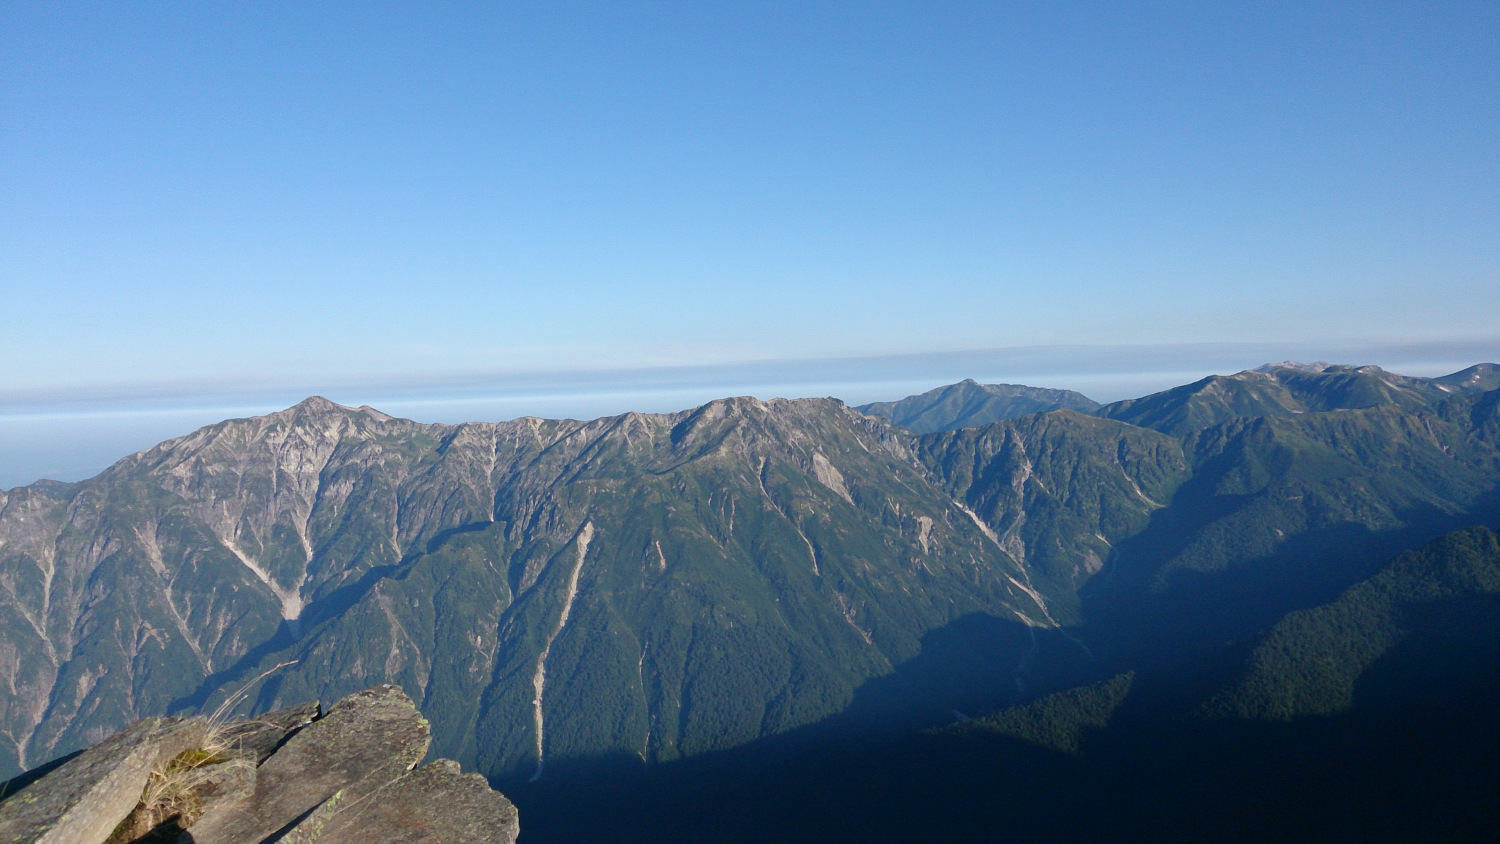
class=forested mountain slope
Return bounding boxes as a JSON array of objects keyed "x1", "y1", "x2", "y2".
[
  {"x1": 2, "y1": 366, "x2": 1498, "y2": 831},
  {"x1": 524, "y1": 526, "x2": 1500, "y2": 843},
  {"x1": 1096, "y1": 362, "x2": 1490, "y2": 437},
  {"x1": 1203, "y1": 524, "x2": 1500, "y2": 720},
  {"x1": 856, "y1": 379, "x2": 1099, "y2": 434},
  {"x1": 0, "y1": 396, "x2": 1068, "y2": 782}
]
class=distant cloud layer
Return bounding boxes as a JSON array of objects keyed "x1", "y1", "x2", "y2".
[
  {"x1": 7, "y1": 339, "x2": 1498, "y2": 415},
  {"x1": 4, "y1": 340, "x2": 1496, "y2": 489}
]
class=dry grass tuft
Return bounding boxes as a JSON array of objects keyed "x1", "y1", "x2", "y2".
[{"x1": 106, "y1": 660, "x2": 299, "y2": 844}]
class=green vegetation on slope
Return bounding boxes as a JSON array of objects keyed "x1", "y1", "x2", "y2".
[
  {"x1": 938, "y1": 671, "x2": 1133, "y2": 754},
  {"x1": 2, "y1": 365, "x2": 1498, "y2": 825},
  {"x1": 513, "y1": 525, "x2": 1500, "y2": 843},
  {"x1": 1204, "y1": 525, "x2": 1500, "y2": 720},
  {"x1": 1096, "y1": 363, "x2": 1476, "y2": 437},
  {"x1": 857, "y1": 380, "x2": 1099, "y2": 434}
]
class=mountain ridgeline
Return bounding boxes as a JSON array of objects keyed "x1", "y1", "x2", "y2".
[
  {"x1": 3, "y1": 361, "x2": 1500, "y2": 841},
  {"x1": 856, "y1": 379, "x2": 1100, "y2": 433},
  {"x1": 0, "y1": 396, "x2": 1072, "y2": 784}
]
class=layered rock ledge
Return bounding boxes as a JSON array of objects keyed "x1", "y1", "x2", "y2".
[{"x1": 0, "y1": 685, "x2": 518, "y2": 844}]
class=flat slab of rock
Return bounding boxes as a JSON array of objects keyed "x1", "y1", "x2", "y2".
[
  {"x1": 0, "y1": 716, "x2": 206, "y2": 844},
  {"x1": 187, "y1": 686, "x2": 430, "y2": 844},
  {"x1": 278, "y1": 759, "x2": 519, "y2": 844},
  {"x1": 0, "y1": 686, "x2": 515, "y2": 844},
  {"x1": 213, "y1": 700, "x2": 321, "y2": 764}
]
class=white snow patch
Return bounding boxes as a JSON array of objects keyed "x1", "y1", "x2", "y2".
[
  {"x1": 637, "y1": 645, "x2": 650, "y2": 762},
  {"x1": 1003, "y1": 572, "x2": 1056, "y2": 627},
  {"x1": 833, "y1": 592, "x2": 874, "y2": 645}
]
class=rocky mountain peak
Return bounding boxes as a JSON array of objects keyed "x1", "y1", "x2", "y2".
[
  {"x1": 269, "y1": 395, "x2": 385, "y2": 428},
  {"x1": 1252, "y1": 360, "x2": 1334, "y2": 373},
  {"x1": 288, "y1": 394, "x2": 347, "y2": 413}
]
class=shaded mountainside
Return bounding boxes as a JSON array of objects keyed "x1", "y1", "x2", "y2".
[
  {"x1": 1085, "y1": 391, "x2": 1500, "y2": 667},
  {"x1": 856, "y1": 379, "x2": 1099, "y2": 434},
  {"x1": 517, "y1": 527, "x2": 1500, "y2": 843},
  {"x1": 1203, "y1": 524, "x2": 1500, "y2": 720},
  {"x1": 913, "y1": 410, "x2": 1190, "y2": 623},
  {"x1": 1, "y1": 364, "x2": 1499, "y2": 841}
]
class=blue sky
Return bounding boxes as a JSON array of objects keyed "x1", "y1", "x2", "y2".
[{"x1": 3, "y1": 2, "x2": 1498, "y2": 486}]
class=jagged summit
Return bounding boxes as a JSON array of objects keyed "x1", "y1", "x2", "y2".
[
  {"x1": 2, "y1": 366, "x2": 1500, "y2": 841},
  {"x1": 290, "y1": 394, "x2": 347, "y2": 412},
  {"x1": 1253, "y1": 360, "x2": 1334, "y2": 373},
  {"x1": 0, "y1": 384, "x2": 1070, "y2": 784},
  {"x1": 273, "y1": 395, "x2": 392, "y2": 422}
]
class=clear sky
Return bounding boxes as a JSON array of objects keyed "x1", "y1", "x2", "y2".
[{"x1": 2, "y1": 2, "x2": 1498, "y2": 486}]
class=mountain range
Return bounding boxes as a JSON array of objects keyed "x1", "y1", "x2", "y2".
[{"x1": 3, "y1": 361, "x2": 1498, "y2": 841}]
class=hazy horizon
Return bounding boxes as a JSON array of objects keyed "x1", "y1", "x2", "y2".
[{"x1": 4, "y1": 338, "x2": 1496, "y2": 489}]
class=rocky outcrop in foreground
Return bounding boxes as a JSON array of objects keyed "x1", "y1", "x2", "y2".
[{"x1": 0, "y1": 685, "x2": 517, "y2": 844}]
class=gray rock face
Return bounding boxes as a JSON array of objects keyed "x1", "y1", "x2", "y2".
[
  {"x1": 0, "y1": 716, "x2": 205, "y2": 844},
  {"x1": 278, "y1": 759, "x2": 519, "y2": 844},
  {"x1": 11, "y1": 378, "x2": 1491, "y2": 797},
  {"x1": 212, "y1": 700, "x2": 321, "y2": 765},
  {"x1": 0, "y1": 686, "x2": 516, "y2": 844},
  {"x1": 184, "y1": 685, "x2": 433, "y2": 844}
]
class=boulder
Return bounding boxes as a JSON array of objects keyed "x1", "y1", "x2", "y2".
[
  {"x1": 277, "y1": 759, "x2": 519, "y2": 844},
  {"x1": 183, "y1": 685, "x2": 433, "y2": 844},
  {"x1": 0, "y1": 686, "x2": 514, "y2": 844},
  {"x1": 0, "y1": 716, "x2": 206, "y2": 844}
]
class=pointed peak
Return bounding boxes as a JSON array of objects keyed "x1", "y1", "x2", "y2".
[
  {"x1": 282, "y1": 396, "x2": 398, "y2": 418},
  {"x1": 291, "y1": 395, "x2": 347, "y2": 413},
  {"x1": 279, "y1": 396, "x2": 395, "y2": 423}
]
